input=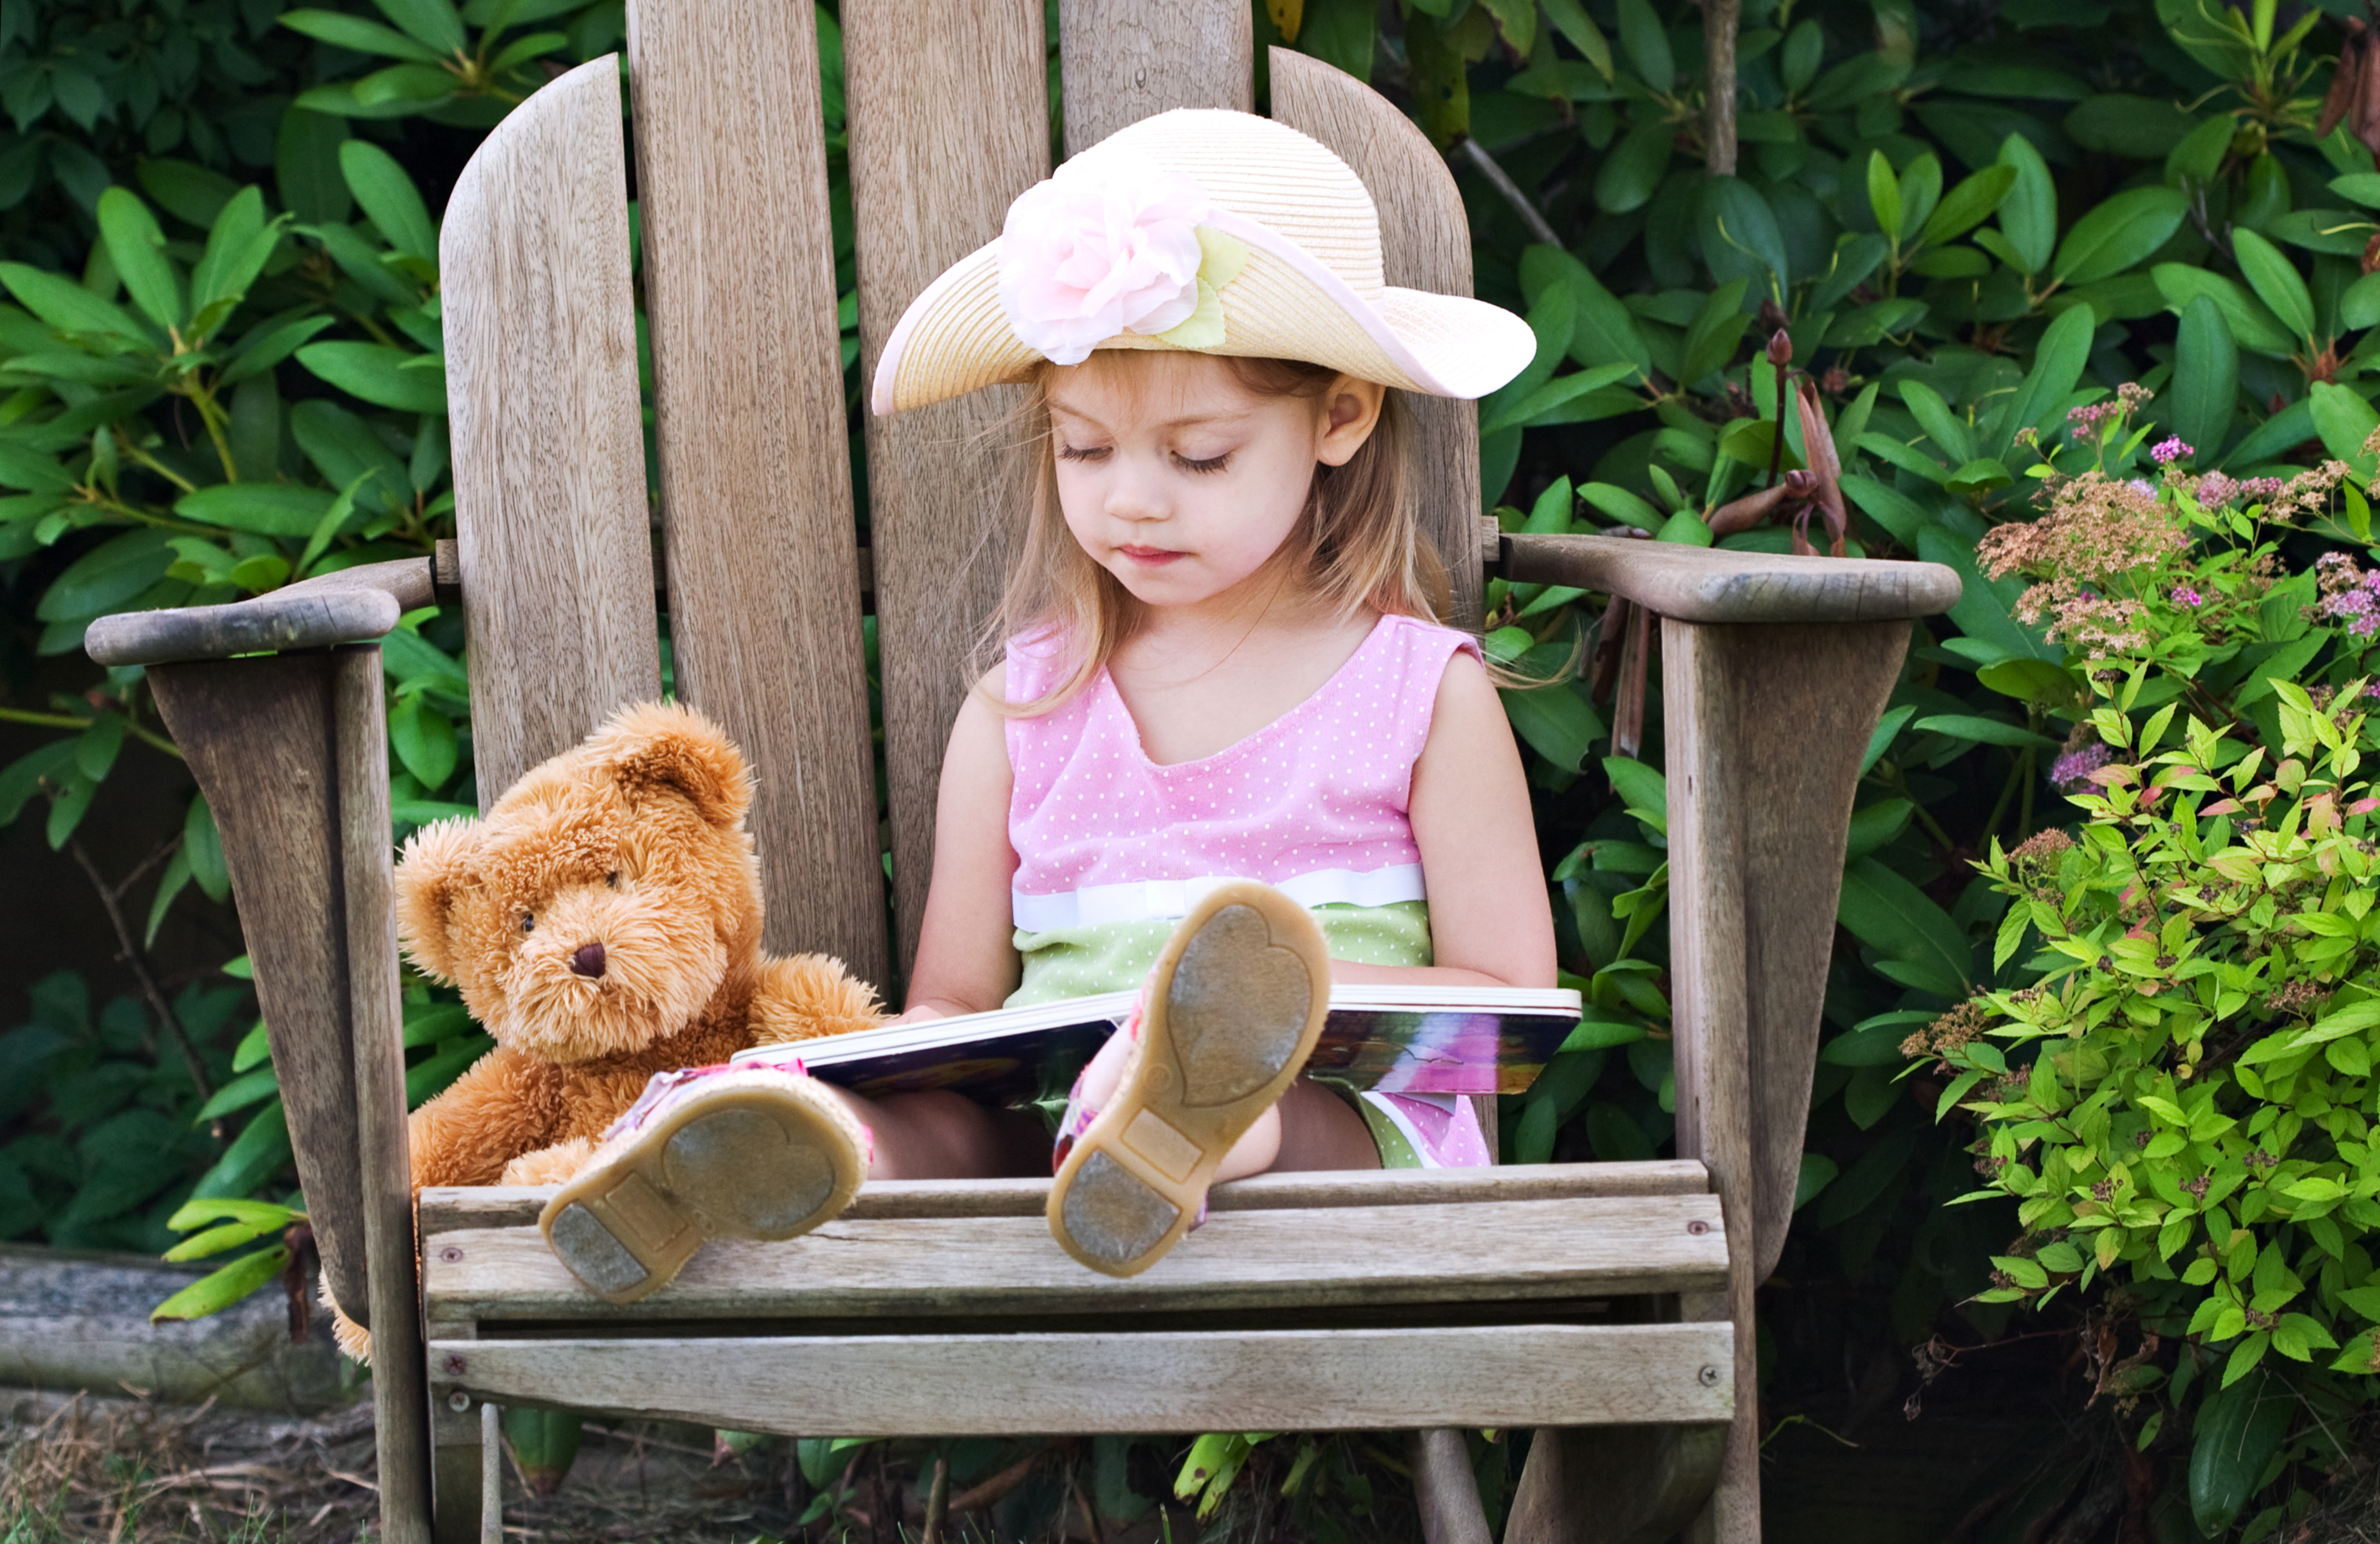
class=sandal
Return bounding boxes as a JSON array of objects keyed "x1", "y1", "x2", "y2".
[
  {"x1": 539, "y1": 1061, "x2": 870, "y2": 1304},
  {"x1": 1047, "y1": 881, "x2": 1329, "y2": 1277}
]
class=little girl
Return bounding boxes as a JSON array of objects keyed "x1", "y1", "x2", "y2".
[{"x1": 538, "y1": 108, "x2": 1556, "y2": 1300}]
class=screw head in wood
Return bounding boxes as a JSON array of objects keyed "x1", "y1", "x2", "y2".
[
  {"x1": 447, "y1": 1390, "x2": 471, "y2": 1411},
  {"x1": 444, "y1": 1354, "x2": 467, "y2": 1375},
  {"x1": 1134, "y1": 67, "x2": 1147, "y2": 89},
  {"x1": 439, "y1": 1245, "x2": 464, "y2": 1262},
  {"x1": 1698, "y1": 1365, "x2": 1721, "y2": 1387},
  {"x1": 1686, "y1": 1219, "x2": 1711, "y2": 1235}
]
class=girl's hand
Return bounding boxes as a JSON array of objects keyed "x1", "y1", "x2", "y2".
[{"x1": 890, "y1": 1004, "x2": 950, "y2": 1025}]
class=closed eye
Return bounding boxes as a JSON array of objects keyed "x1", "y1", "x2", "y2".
[
  {"x1": 1057, "y1": 443, "x2": 1110, "y2": 463},
  {"x1": 1173, "y1": 452, "x2": 1231, "y2": 475}
]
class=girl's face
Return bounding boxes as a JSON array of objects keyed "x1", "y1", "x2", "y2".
[{"x1": 1044, "y1": 353, "x2": 1384, "y2": 615}]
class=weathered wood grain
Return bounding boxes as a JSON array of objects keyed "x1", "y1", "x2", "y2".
[
  {"x1": 85, "y1": 556, "x2": 431, "y2": 666},
  {"x1": 1662, "y1": 618, "x2": 1910, "y2": 1544},
  {"x1": 427, "y1": 1317, "x2": 482, "y2": 1544},
  {"x1": 146, "y1": 656, "x2": 367, "y2": 1327},
  {"x1": 1269, "y1": 48, "x2": 1483, "y2": 626},
  {"x1": 442, "y1": 56, "x2": 660, "y2": 809},
  {"x1": 335, "y1": 649, "x2": 431, "y2": 1544},
  {"x1": 1059, "y1": 0, "x2": 1251, "y2": 153},
  {"x1": 1504, "y1": 1422, "x2": 1728, "y2": 1544},
  {"x1": 425, "y1": 1194, "x2": 1725, "y2": 1322},
  {"x1": 629, "y1": 0, "x2": 886, "y2": 983},
  {"x1": 845, "y1": 0, "x2": 1047, "y2": 979},
  {"x1": 1504, "y1": 533, "x2": 1962, "y2": 624},
  {"x1": 431, "y1": 1323, "x2": 1734, "y2": 1436},
  {"x1": 417, "y1": 1159, "x2": 1710, "y2": 1234}
]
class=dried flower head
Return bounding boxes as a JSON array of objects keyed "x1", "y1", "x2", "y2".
[{"x1": 1902, "y1": 998, "x2": 1990, "y2": 1059}]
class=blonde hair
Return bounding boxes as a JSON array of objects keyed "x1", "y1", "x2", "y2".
[{"x1": 982, "y1": 354, "x2": 1445, "y2": 717}]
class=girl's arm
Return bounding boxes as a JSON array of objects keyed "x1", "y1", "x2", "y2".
[
  {"x1": 1332, "y1": 650, "x2": 1558, "y2": 991},
  {"x1": 897, "y1": 669, "x2": 1023, "y2": 1019}
]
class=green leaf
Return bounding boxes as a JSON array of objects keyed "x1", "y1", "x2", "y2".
[
  {"x1": 2230, "y1": 227, "x2": 2315, "y2": 344},
  {"x1": 1912, "y1": 713, "x2": 2060, "y2": 748},
  {"x1": 74, "y1": 713, "x2": 123, "y2": 781},
  {"x1": 1976, "y1": 657, "x2": 2074, "y2": 703},
  {"x1": 190, "y1": 1066, "x2": 281, "y2": 1126},
  {"x1": 1861, "y1": 704, "x2": 1915, "y2": 775},
  {"x1": 2311, "y1": 383, "x2": 2380, "y2": 479},
  {"x1": 96, "y1": 188, "x2": 185, "y2": 334},
  {"x1": 1895, "y1": 153, "x2": 1942, "y2": 244},
  {"x1": 339, "y1": 141, "x2": 437, "y2": 265},
  {"x1": 371, "y1": 0, "x2": 468, "y2": 56},
  {"x1": 0, "y1": 262, "x2": 154, "y2": 344},
  {"x1": 189, "y1": 189, "x2": 283, "y2": 324},
  {"x1": 1680, "y1": 278, "x2": 1752, "y2": 387},
  {"x1": 1994, "y1": 133, "x2": 2057, "y2": 276},
  {"x1": 184, "y1": 792, "x2": 227, "y2": 902},
  {"x1": 389, "y1": 695, "x2": 459, "y2": 789},
  {"x1": 174, "y1": 483, "x2": 335, "y2": 538},
  {"x1": 1794, "y1": 1154, "x2": 1838, "y2": 1210},
  {"x1": 1838, "y1": 856, "x2": 1973, "y2": 994},
  {"x1": 1537, "y1": 0, "x2": 1613, "y2": 79},
  {"x1": 351, "y1": 63, "x2": 462, "y2": 108},
  {"x1": 1481, "y1": 362, "x2": 1637, "y2": 434},
  {"x1": 276, "y1": 109, "x2": 353, "y2": 226},
  {"x1": 2065, "y1": 94, "x2": 2198, "y2": 158},
  {"x1": 2052, "y1": 186, "x2": 2188, "y2": 287},
  {"x1": 279, "y1": 8, "x2": 442, "y2": 59},
  {"x1": 2153, "y1": 263, "x2": 2296, "y2": 355},
  {"x1": 149, "y1": 1245, "x2": 290, "y2": 1322},
  {"x1": 2171, "y1": 296, "x2": 2238, "y2": 462},
  {"x1": 35, "y1": 528, "x2": 176, "y2": 621},
  {"x1": 0, "y1": 741, "x2": 75, "y2": 827},
  {"x1": 1614, "y1": 0, "x2": 1672, "y2": 92},
  {"x1": 1595, "y1": 118, "x2": 1672, "y2": 214},
  {"x1": 297, "y1": 341, "x2": 447, "y2": 413},
  {"x1": 2343, "y1": 271, "x2": 2380, "y2": 331},
  {"x1": 2191, "y1": 1376, "x2": 2291, "y2": 1537},
  {"x1": 1715, "y1": 417, "x2": 1802, "y2": 472},
  {"x1": 1866, "y1": 150, "x2": 1902, "y2": 243},
  {"x1": 1700, "y1": 178, "x2": 1789, "y2": 300},
  {"x1": 1601, "y1": 757, "x2": 1668, "y2": 833},
  {"x1": 1991, "y1": 303, "x2": 2095, "y2": 460},
  {"x1": 1921, "y1": 164, "x2": 2016, "y2": 247},
  {"x1": 166, "y1": 1196, "x2": 301, "y2": 1232},
  {"x1": 1499, "y1": 684, "x2": 1605, "y2": 773}
]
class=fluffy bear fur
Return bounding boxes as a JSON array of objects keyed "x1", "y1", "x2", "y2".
[{"x1": 332, "y1": 701, "x2": 884, "y2": 1360}]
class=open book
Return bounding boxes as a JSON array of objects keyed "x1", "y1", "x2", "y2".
[{"x1": 731, "y1": 985, "x2": 1582, "y2": 1105}]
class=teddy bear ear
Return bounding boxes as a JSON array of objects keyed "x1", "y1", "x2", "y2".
[
  {"x1": 592, "y1": 701, "x2": 754, "y2": 830},
  {"x1": 393, "y1": 817, "x2": 477, "y2": 983}
]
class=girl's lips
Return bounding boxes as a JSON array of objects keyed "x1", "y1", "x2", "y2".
[{"x1": 1116, "y1": 545, "x2": 1185, "y2": 565}]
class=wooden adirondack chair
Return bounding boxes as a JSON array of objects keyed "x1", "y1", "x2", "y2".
[{"x1": 86, "y1": 2, "x2": 1964, "y2": 1538}]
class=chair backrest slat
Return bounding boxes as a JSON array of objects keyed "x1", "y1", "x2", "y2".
[
  {"x1": 1269, "y1": 50, "x2": 1483, "y2": 628},
  {"x1": 1058, "y1": 0, "x2": 1253, "y2": 156},
  {"x1": 846, "y1": 0, "x2": 1049, "y2": 979},
  {"x1": 630, "y1": 0, "x2": 887, "y2": 984},
  {"x1": 442, "y1": 56, "x2": 661, "y2": 803}
]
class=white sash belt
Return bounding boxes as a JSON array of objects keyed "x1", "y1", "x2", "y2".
[{"x1": 1012, "y1": 863, "x2": 1426, "y2": 931}]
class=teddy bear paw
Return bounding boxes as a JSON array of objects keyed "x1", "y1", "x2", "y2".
[
  {"x1": 749, "y1": 954, "x2": 887, "y2": 1044},
  {"x1": 501, "y1": 1138, "x2": 598, "y2": 1187}
]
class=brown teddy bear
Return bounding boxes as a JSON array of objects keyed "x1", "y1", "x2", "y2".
[{"x1": 333, "y1": 700, "x2": 883, "y2": 1359}]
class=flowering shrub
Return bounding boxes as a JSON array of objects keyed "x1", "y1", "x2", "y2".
[{"x1": 1918, "y1": 390, "x2": 2380, "y2": 1538}]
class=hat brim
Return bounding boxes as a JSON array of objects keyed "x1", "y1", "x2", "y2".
[{"x1": 871, "y1": 209, "x2": 1537, "y2": 415}]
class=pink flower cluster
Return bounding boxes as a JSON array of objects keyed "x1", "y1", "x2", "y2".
[
  {"x1": 2151, "y1": 436, "x2": 2192, "y2": 465},
  {"x1": 2318, "y1": 552, "x2": 2380, "y2": 638},
  {"x1": 2051, "y1": 739, "x2": 2112, "y2": 790},
  {"x1": 2170, "y1": 586, "x2": 2204, "y2": 607}
]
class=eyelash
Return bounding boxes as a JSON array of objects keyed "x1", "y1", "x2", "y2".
[{"x1": 1054, "y1": 444, "x2": 1232, "y2": 475}]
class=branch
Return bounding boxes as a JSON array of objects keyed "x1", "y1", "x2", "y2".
[
  {"x1": 1455, "y1": 137, "x2": 1562, "y2": 248},
  {"x1": 1700, "y1": 0, "x2": 1741, "y2": 176},
  {"x1": 66, "y1": 833, "x2": 213, "y2": 1100}
]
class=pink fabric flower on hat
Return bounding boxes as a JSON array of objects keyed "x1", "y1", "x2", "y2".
[{"x1": 997, "y1": 151, "x2": 1214, "y2": 365}]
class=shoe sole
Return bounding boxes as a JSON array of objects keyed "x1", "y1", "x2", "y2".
[
  {"x1": 538, "y1": 1074, "x2": 866, "y2": 1305},
  {"x1": 1047, "y1": 882, "x2": 1329, "y2": 1278}
]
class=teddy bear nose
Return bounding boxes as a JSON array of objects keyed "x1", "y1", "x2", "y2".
[{"x1": 570, "y1": 942, "x2": 607, "y2": 979}]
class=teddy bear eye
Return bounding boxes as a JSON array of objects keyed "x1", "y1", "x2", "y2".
[
  {"x1": 606, "y1": 871, "x2": 619, "y2": 889},
  {"x1": 520, "y1": 913, "x2": 535, "y2": 933}
]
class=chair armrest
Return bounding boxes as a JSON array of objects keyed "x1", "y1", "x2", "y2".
[
  {"x1": 1502, "y1": 532, "x2": 1960, "y2": 624},
  {"x1": 83, "y1": 546, "x2": 454, "y2": 667}
]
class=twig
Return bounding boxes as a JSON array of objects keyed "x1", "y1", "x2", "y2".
[
  {"x1": 1455, "y1": 137, "x2": 1562, "y2": 247},
  {"x1": 66, "y1": 833, "x2": 214, "y2": 1100},
  {"x1": 920, "y1": 1454, "x2": 951, "y2": 1544},
  {"x1": 1699, "y1": 0, "x2": 1741, "y2": 175}
]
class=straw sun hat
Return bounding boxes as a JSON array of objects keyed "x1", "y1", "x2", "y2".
[{"x1": 870, "y1": 108, "x2": 1537, "y2": 416}]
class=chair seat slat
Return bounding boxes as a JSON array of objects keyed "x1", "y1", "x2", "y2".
[
  {"x1": 417, "y1": 1159, "x2": 1710, "y2": 1234},
  {"x1": 425, "y1": 1193, "x2": 1726, "y2": 1321},
  {"x1": 432, "y1": 1322, "x2": 1734, "y2": 1435}
]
